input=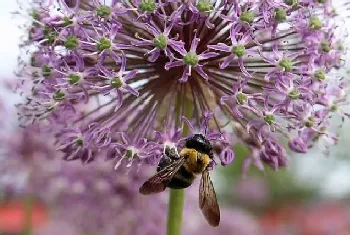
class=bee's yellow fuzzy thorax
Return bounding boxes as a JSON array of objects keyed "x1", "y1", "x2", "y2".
[{"x1": 181, "y1": 148, "x2": 210, "y2": 174}]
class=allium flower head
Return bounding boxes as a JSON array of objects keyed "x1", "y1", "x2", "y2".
[{"x1": 15, "y1": 0, "x2": 350, "y2": 173}]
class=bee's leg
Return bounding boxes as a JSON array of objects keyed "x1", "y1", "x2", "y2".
[
  {"x1": 157, "y1": 146, "x2": 179, "y2": 172},
  {"x1": 164, "y1": 145, "x2": 172, "y2": 159},
  {"x1": 196, "y1": 152, "x2": 202, "y2": 163},
  {"x1": 165, "y1": 145, "x2": 180, "y2": 160},
  {"x1": 157, "y1": 156, "x2": 172, "y2": 172}
]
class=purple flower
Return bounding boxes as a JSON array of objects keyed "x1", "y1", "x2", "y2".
[
  {"x1": 181, "y1": 111, "x2": 222, "y2": 142},
  {"x1": 95, "y1": 54, "x2": 139, "y2": 110},
  {"x1": 133, "y1": 22, "x2": 184, "y2": 62},
  {"x1": 221, "y1": 2, "x2": 260, "y2": 35},
  {"x1": 107, "y1": 132, "x2": 155, "y2": 171},
  {"x1": 260, "y1": 136, "x2": 288, "y2": 170},
  {"x1": 132, "y1": 0, "x2": 172, "y2": 21},
  {"x1": 259, "y1": 48, "x2": 303, "y2": 82},
  {"x1": 220, "y1": 77, "x2": 264, "y2": 118},
  {"x1": 153, "y1": 124, "x2": 183, "y2": 156},
  {"x1": 171, "y1": 0, "x2": 216, "y2": 28},
  {"x1": 80, "y1": 24, "x2": 131, "y2": 63},
  {"x1": 247, "y1": 96, "x2": 283, "y2": 139},
  {"x1": 265, "y1": 76, "x2": 314, "y2": 112},
  {"x1": 53, "y1": 55, "x2": 98, "y2": 102},
  {"x1": 212, "y1": 132, "x2": 235, "y2": 166},
  {"x1": 165, "y1": 35, "x2": 219, "y2": 82},
  {"x1": 56, "y1": 127, "x2": 95, "y2": 163},
  {"x1": 288, "y1": 130, "x2": 312, "y2": 153},
  {"x1": 208, "y1": 32, "x2": 256, "y2": 76},
  {"x1": 15, "y1": 0, "x2": 349, "y2": 173}
]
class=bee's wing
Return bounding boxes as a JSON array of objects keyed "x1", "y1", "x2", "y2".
[
  {"x1": 139, "y1": 157, "x2": 185, "y2": 195},
  {"x1": 199, "y1": 170, "x2": 220, "y2": 227}
]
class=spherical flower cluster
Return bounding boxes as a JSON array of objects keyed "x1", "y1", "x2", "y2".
[{"x1": 16, "y1": 0, "x2": 349, "y2": 173}]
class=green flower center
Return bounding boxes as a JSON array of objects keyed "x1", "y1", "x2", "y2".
[
  {"x1": 239, "y1": 11, "x2": 254, "y2": 24},
  {"x1": 236, "y1": 92, "x2": 248, "y2": 105},
  {"x1": 196, "y1": 1, "x2": 213, "y2": 12},
  {"x1": 275, "y1": 8, "x2": 287, "y2": 22},
  {"x1": 139, "y1": 0, "x2": 156, "y2": 12},
  {"x1": 153, "y1": 34, "x2": 168, "y2": 50},
  {"x1": 111, "y1": 77, "x2": 123, "y2": 88},
  {"x1": 96, "y1": 5, "x2": 111, "y2": 17},
  {"x1": 64, "y1": 36, "x2": 79, "y2": 50},
  {"x1": 309, "y1": 16, "x2": 323, "y2": 30},
  {"x1": 264, "y1": 114, "x2": 275, "y2": 125},
  {"x1": 231, "y1": 45, "x2": 245, "y2": 57},
  {"x1": 97, "y1": 38, "x2": 112, "y2": 51},
  {"x1": 45, "y1": 31, "x2": 58, "y2": 45},
  {"x1": 288, "y1": 88, "x2": 300, "y2": 100},
  {"x1": 42, "y1": 65, "x2": 52, "y2": 77},
  {"x1": 62, "y1": 16, "x2": 73, "y2": 26},
  {"x1": 126, "y1": 149, "x2": 134, "y2": 159},
  {"x1": 320, "y1": 40, "x2": 331, "y2": 53},
  {"x1": 68, "y1": 73, "x2": 81, "y2": 85},
  {"x1": 183, "y1": 52, "x2": 199, "y2": 66},
  {"x1": 313, "y1": 70, "x2": 326, "y2": 81},
  {"x1": 43, "y1": 25, "x2": 51, "y2": 36},
  {"x1": 278, "y1": 59, "x2": 292, "y2": 72},
  {"x1": 330, "y1": 104, "x2": 338, "y2": 112},
  {"x1": 53, "y1": 90, "x2": 65, "y2": 100},
  {"x1": 76, "y1": 138, "x2": 83, "y2": 146},
  {"x1": 43, "y1": 25, "x2": 57, "y2": 45},
  {"x1": 304, "y1": 116, "x2": 314, "y2": 127}
]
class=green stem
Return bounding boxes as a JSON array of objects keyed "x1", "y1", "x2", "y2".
[
  {"x1": 166, "y1": 189, "x2": 185, "y2": 235},
  {"x1": 166, "y1": 86, "x2": 192, "y2": 235}
]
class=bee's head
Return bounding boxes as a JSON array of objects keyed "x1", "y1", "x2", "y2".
[{"x1": 185, "y1": 134, "x2": 213, "y2": 159}]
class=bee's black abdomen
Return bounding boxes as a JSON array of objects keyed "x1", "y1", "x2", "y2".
[
  {"x1": 185, "y1": 134, "x2": 213, "y2": 157},
  {"x1": 167, "y1": 166, "x2": 195, "y2": 189},
  {"x1": 157, "y1": 159, "x2": 194, "y2": 189}
]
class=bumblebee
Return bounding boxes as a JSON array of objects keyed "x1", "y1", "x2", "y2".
[{"x1": 139, "y1": 134, "x2": 220, "y2": 227}]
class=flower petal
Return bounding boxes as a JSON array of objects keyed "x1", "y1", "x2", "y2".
[
  {"x1": 165, "y1": 60, "x2": 184, "y2": 70},
  {"x1": 198, "y1": 52, "x2": 219, "y2": 60},
  {"x1": 207, "y1": 43, "x2": 231, "y2": 52},
  {"x1": 220, "y1": 55, "x2": 235, "y2": 69}
]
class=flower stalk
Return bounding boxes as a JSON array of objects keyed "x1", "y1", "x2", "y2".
[
  {"x1": 166, "y1": 189, "x2": 185, "y2": 235},
  {"x1": 166, "y1": 90, "x2": 193, "y2": 235}
]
